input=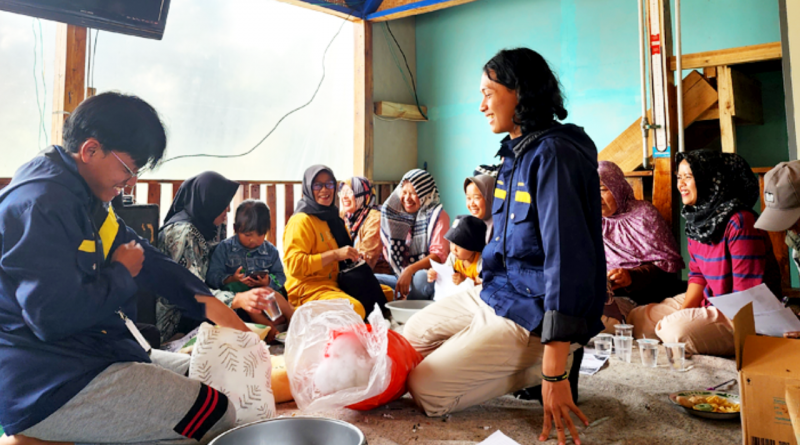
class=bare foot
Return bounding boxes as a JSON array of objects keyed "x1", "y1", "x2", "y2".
[{"x1": 0, "y1": 435, "x2": 71, "y2": 445}]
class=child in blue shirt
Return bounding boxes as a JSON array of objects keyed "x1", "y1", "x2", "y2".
[{"x1": 207, "y1": 199, "x2": 286, "y2": 295}]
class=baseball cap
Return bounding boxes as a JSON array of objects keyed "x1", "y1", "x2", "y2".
[{"x1": 754, "y1": 161, "x2": 800, "y2": 232}]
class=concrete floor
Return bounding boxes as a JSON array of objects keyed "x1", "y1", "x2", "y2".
[{"x1": 272, "y1": 348, "x2": 741, "y2": 445}]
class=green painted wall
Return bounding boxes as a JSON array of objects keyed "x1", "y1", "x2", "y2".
[{"x1": 415, "y1": 0, "x2": 791, "y2": 285}]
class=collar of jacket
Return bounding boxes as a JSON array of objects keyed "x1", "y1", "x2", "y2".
[
  {"x1": 231, "y1": 236, "x2": 269, "y2": 255},
  {"x1": 495, "y1": 126, "x2": 554, "y2": 160}
]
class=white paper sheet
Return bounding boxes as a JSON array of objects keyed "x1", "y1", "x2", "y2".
[
  {"x1": 430, "y1": 259, "x2": 474, "y2": 301},
  {"x1": 709, "y1": 284, "x2": 800, "y2": 336},
  {"x1": 754, "y1": 308, "x2": 800, "y2": 337},
  {"x1": 579, "y1": 349, "x2": 609, "y2": 376},
  {"x1": 479, "y1": 431, "x2": 522, "y2": 445}
]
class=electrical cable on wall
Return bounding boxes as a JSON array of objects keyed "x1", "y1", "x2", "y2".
[
  {"x1": 384, "y1": 21, "x2": 427, "y2": 120},
  {"x1": 159, "y1": 14, "x2": 351, "y2": 165},
  {"x1": 91, "y1": 29, "x2": 99, "y2": 88}
]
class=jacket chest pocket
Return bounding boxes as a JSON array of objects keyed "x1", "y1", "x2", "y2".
[
  {"x1": 508, "y1": 183, "x2": 541, "y2": 259},
  {"x1": 225, "y1": 256, "x2": 245, "y2": 270},
  {"x1": 76, "y1": 250, "x2": 100, "y2": 279},
  {"x1": 251, "y1": 257, "x2": 272, "y2": 272}
]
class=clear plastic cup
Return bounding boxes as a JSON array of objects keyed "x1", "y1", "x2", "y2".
[
  {"x1": 637, "y1": 339, "x2": 660, "y2": 368},
  {"x1": 614, "y1": 336, "x2": 633, "y2": 363},
  {"x1": 594, "y1": 334, "x2": 614, "y2": 357},
  {"x1": 664, "y1": 342, "x2": 687, "y2": 372},
  {"x1": 261, "y1": 291, "x2": 282, "y2": 322},
  {"x1": 614, "y1": 324, "x2": 634, "y2": 338}
]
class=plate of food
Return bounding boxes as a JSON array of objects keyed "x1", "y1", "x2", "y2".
[{"x1": 668, "y1": 391, "x2": 741, "y2": 420}]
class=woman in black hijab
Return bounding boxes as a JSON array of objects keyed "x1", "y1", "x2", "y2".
[
  {"x1": 283, "y1": 165, "x2": 387, "y2": 319},
  {"x1": 629, "y1": 150, "x2": 781, "y2": 356},
  {"x1": 158, "y1": 171, "x2": 290, "y2": 341}
]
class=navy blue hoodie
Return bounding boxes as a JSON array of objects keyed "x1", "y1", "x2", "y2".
[
  {"x1": 0, "y1": 146, "x2": 208, "y2": 434},
  {"x1": 481, "y1": 124, "x2": 606, "y2": 344}
]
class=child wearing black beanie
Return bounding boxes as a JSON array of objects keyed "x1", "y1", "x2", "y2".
[{"x1": 427, "y1": 215, "x2": 487, "y2": 286}]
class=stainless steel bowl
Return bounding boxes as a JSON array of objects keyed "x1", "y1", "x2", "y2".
[{"x1": 209, "y1": 417, "x2": 367, "y2": 445}]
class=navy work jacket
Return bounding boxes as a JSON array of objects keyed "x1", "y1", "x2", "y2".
[
  {"x1": 480, "y1": 124, "x2": 606, "y2": 344},
  {"x1": 0, "y1": 146, "x2": 209, "y2": 434}
]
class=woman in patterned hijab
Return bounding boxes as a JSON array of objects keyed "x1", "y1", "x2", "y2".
[
  {"x1": 338, "y1": 176, "x2": 390, "y2": 273},
  {"x1": 377, "y1": 169, "x2": 451, "y2": 299}
]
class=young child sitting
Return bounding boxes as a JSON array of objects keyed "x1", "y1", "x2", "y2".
[
  {"x1": 427, "y1": 215, "x2": 486, "y2": 286},
  {"x1": 207, "y1": 199, "x2": 286, "y2": 295}
]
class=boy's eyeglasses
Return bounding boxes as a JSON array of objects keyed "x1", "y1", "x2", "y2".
[
  {"x1": 311, "y1": 181, "x2": 336, "y2": 192},
  {"x1": 110, "y1": 151, "x2": 146, "y2": 180}
]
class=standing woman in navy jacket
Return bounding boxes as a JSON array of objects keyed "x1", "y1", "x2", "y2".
[{"x1": 404, "y1": 48, "x2": 606, "y2": 445}]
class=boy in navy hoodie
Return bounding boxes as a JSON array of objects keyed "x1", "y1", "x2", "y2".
[{"x1": 0, "y1": 93, "x2": 247, "y2": 445}]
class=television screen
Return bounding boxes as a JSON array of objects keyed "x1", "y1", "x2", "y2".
[{"x1": 0, "y1": 0, "x2": 171, "y2": 40}]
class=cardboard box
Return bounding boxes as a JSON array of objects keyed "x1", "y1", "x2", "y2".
[{"x1": 735, "y1": 302, "x2": 800, "y2": 445}]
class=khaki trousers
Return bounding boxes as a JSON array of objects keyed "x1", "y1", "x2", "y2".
[
  {"x1": 627, "y1": 293, "x2": 735, "y2": 356},
  {"x1": 404, "y1": 287, "x2": 569, "y2": 417}
]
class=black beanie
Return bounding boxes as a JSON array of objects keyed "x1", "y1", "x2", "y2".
[{"x1": 444, "y1": 215, "x2": 487, "y2": 253}]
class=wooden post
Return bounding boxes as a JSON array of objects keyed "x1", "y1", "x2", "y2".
[
  {"x1": 147, "y1": 182, "x2": 161, "y2": 205},
  {"x1": 354, "y1": 20, "x2": 374, "y2": 180},
  {"x1": 284, "y1": 184, "x2": 295, "y2": 228},
  {"x1": 266, "y1": 185, "x2": 277, "y2": 246},
  {"x1": 51, "y1": 24, "x2": 87, "y2": 145},
  {"x1": 647, "y1": 0, "x2": 678, "y2": 228},
  {"x1": 718, "y1": 65, "x2": 737, "y2": 153}
]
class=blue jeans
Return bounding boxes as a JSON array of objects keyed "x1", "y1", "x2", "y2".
[{"x1": 375, "y1": 270, "x2": 435, "y2": 300}]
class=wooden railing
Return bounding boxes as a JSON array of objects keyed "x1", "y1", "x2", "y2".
[
  {"x1": 2, "y1": 169, "x2": 793, "y2": 293},
  {"x1": 0, "y1": 178, "x2": 400, "y2": 250}
]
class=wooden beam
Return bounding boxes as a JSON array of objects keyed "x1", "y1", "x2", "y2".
[
  {"x1": 374, "y1": 101, "x2": 428, "y2": 121},
  {"x1": 147, "y1": 182, "x2": 161, "y2": 206},
  {"x1": 272, "y1": 0, "x2": 359, "y2": 21},
  {"x1": 354, "y1": 20, "x2": 374, "y2": 180},
  {"x1": 625, "y1": 178, "x2": 645, "y2": 201},
  {"x1": 368, "y1": 0, "x2": 480, "y2": 21},
  {"x1": 718, "y1": 65, "x2": 737, "y2": 153},
  {"x1": 668, "y1": 42, "x2": 781, "y2": 71},
  {"x1": 654, "y1": 0, "x2": 678, "y2": 229},
  {"x1": 284, "y1": 184, "x2": 295, "y2": 230},
  {"x1": 51, "y1": 24, "x2": 87, "y2": 145},
  {"x1": 598, "y1": 71, "x2": 717, "y2": 172}
]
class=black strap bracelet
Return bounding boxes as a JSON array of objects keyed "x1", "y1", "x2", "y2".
[{"x1": 542, "y1": 371, "x2": 570, "y2": 382}]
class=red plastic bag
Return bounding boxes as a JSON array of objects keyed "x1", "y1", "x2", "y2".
[{"x1": 333, "y1": 326, "x2": 423, "y2": 410}]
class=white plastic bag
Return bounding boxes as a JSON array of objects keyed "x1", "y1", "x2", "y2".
[
  {"x1": 285, "y1": 300, "x2": 391, "y2": 411},
  {"x1": 189, "y1": 323, "x2": 276, "y2": 425}
]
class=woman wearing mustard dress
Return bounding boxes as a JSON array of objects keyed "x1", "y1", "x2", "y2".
[{"x1": 283, "y1": 165, "x2": 383, "y2": 318}]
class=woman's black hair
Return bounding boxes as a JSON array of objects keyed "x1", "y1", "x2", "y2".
[
  {"x1": 234, "y1": 199, "x2": 271, "y2": 235},
  {"x1": 62, "y1": 91, "x2": 166, "y2": 170},
  {"x1": 483, "y1": 48, "x2": 568, "y2": 134}
]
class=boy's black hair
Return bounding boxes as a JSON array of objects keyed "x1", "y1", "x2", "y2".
[
  {"x1": 62, "y1": 92, "x2": 167, "y2": 170},
  {"x1": 234, "y1": 199, "x2": 271, "y2": 235},
  {"x1": 483, "y1": 48, "x2": 568, "y2": 134}
]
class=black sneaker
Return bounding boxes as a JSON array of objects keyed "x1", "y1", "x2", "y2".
[{"x1": 513, "y1": 347, "x2": 584, "y2": 405}]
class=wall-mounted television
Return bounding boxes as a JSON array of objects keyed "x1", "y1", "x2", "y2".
[{"x1": 0, "y1": 0, "x2": 171, "y2": 40}]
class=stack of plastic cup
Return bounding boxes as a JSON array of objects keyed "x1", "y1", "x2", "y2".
[
  {"x1": 594, "y1": 334, "x2": 613, "y2": 357},
  {"x1": 664, "y1": 342, "x2": 687, "y2": 372},
  {"x1": 614, "y1": 324, "x2": 634, "y2": 338},
  {"x1": 614, "y1": 336, "x2": 633, "y2": 363},
  {"x1": 637, "y1": 339, "x2": 660, "y2": 368}
]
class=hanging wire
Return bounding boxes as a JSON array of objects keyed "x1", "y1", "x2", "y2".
[
  {"x1": 91, "y1": 30, "x2": 99, "y2": 88},
  {"x1": 384, "y1": 21, "x2": 427, "y2": 120},
  {"x1": 380, "y1": 23, "x2": 414, "y2": 99},
  {"x1": 32, "y1": 19, "x2": 47, "y2": 150},
  {"x1": 159, "y1": 14, "x2": 351, "y2": 165}
]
